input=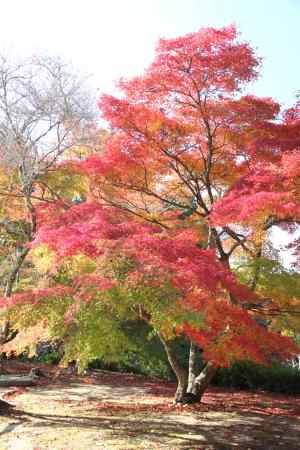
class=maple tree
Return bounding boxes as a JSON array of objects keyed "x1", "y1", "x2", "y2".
[
  {"x1": 1, "y1": 202, "x2": 296, "y2": 401},
  {"x1": 0, "y1": 25, "x2": 299, "y2": 403},
  {"x1": 79, "y1": 25, "x2": 299, "y2": 399}
]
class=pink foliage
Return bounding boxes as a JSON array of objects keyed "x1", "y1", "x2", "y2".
[{"x1": 211, "y1": 150, "x2": 300, "y2": 227}]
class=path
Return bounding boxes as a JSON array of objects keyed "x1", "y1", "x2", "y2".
[{"x1": 0, "y1": 361, "x2": 299, "y2": 449}]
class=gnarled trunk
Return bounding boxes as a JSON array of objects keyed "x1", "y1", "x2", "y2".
[
  {"x1": 156, "y1": 332, "x2": 188, "y2": 402},
  {"x1": 139, "y1": 300, "x2": 217, "y2": 404},
  {"x1": 156, "y1": 334, "x2": 217, "y2": 403},
  {"x1": 190, "y1": 361, "x2": 218, "y2": 401}
]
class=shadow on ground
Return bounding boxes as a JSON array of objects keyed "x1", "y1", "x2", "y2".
[
  {"x1": 1, "y1": 400, "x2": 299, "y2": 449},
  {"x1": 1, "y1": 361, "x2": 299, "y2": 449}
]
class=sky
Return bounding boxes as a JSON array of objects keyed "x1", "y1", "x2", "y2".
[{"x1": 0, "y1": 0, "x2": 299, "y2": 108}]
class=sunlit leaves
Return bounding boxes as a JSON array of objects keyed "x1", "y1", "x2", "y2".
[{"x1": 1, "y1": 25, "x2": 299, "y2": 375}]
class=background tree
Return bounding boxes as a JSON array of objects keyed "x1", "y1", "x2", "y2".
[{"x1": 0, "y1": 53, "x2": 98, "y2": 371}]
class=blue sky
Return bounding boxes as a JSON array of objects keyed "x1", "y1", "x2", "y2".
[{"x1": 0, "y1": 0, "x2": 299, "y2": 108}]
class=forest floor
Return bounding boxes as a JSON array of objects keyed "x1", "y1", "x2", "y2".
[{"x1": 0, "y1": 360, "x2": 299, "y2": 449}]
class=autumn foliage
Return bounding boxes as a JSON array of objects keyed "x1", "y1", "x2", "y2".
[
  {"x1": 0, "y1": 25, "x2": 299, "y2": 402},
  {"x1": 1, "y1": 202, "x2": 296, "y2": 367}
]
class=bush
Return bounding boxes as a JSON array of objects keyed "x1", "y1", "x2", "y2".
[
  {"x1": 213, "y1": 360, "x2": 300, "y2": 394},
  {"x1": 39, "y1": 349, "x2": 62, "y2": 365},
  {"x1": 88, "y1": 322, "x2": 191, "y2": 379},
  {"x1": 88, "y1": 337, "x2": 190, "y2": 379},
  {"x1": 89, "y1": 352, "x2": 172, "y2": 378},
  {"x1": 33, "y1": 340, "x2": 63, "y2": 365}
]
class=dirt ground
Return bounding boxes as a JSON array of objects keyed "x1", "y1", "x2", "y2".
[{"x1": 0, "y1": 360, "x2": 299, "y2": 449}]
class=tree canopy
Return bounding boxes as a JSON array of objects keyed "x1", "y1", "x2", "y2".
[{"x1": 0, "y1": 25, "x2": 299, "y2": 403}]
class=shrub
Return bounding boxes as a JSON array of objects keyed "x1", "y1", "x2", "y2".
[
  {"x1": 213, "y1": 360, "x2": 300, "y2": 394},
  {"x1": 40, "y1": 349, "x2": 62, "y2": 365}
]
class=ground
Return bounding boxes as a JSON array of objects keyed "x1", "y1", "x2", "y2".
[{"x1": 0, "y1": 360, "x2": 299, "y2": 449}]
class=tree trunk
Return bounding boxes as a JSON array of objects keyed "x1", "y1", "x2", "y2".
[
  {"x1": 0, "y1": 247, "x2": 30, "y2": 373},
  {"x1": 187, "y1": 341, "x2": 198, "y2": 392},
  {"x1": 157, "y1": 333, "x2": 217, "y2": 403},
  {"x1": 0, "y1": 323, "x2": 9, "y2": 373},
  {"x1": 138, "y1": 308, "x2": 217, "y2": 404},
  {"x1": 156, "y1": 332, "x2": 188, "y2": 402},
  {"x1": 191, "y1": 361, "x2": 218, "y2": 402},
  {"x1": 4, "y1": 248, "x2": 29, "y2": 299}
]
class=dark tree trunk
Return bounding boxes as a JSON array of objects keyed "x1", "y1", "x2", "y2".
[
  {"x1": 0, "y1": 247, "x2": 29, "y2": 373},
  {"x1": 4, "y1": 248, "x2": 29, "y2": 298},
  {"x1": 0, "y1": 323, "x2": 9, "y2": 373}
]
